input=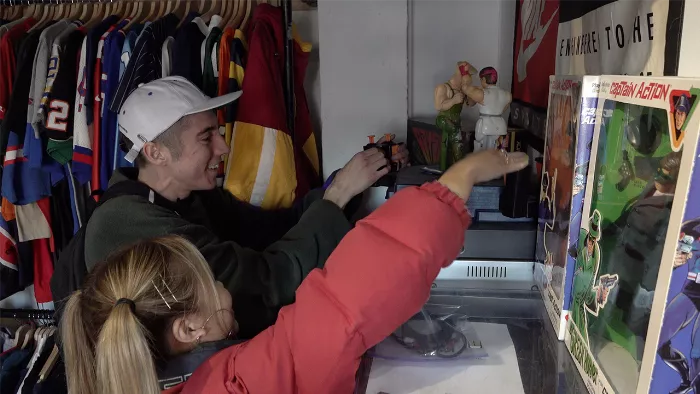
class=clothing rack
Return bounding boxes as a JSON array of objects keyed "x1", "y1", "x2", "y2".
[{"x1": 0, "y1": 308, "x2": 55, "y2": 321}]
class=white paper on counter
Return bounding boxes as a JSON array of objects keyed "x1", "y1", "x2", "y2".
[{"x1": 365, "y1": 322, "x2": 525, "y2": 394}]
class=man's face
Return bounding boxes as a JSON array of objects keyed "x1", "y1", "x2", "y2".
[
  {"x1": 675, "y1": 109, "x2": 687, "y2": 131},
  {"x1": 169, "y1": 111, "x2": 228, "y2": 192},
  {"x1": 587, "y1": 237, "x2": 595, "y2": 255},
  {"x1": 655, "y1": 167, "x2": 677, "y2": 194}
]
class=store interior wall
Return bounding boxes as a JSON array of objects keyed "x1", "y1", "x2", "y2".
[
  {"x1": 317, "y1": 0, "x2": 409, "y2": 209},
  {"x1": 409, "y1": 0, "x2": 516, "y2": 127}
]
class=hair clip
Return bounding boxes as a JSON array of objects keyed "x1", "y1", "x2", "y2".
[{"x1": 152, "y1": 274, "x2": 178, "y2": 310}]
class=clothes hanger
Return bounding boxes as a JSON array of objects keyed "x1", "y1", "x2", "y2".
[
  {"x1": 12, "y1": 325, "x2": 29, "y2": 348},
  {"x1": 222, "y1": 0, "x2": 233, "y2": 28},
  {"x1": 142, "y1": 0, "x2": 156, "y2": 22},
  {"x1": 37, "y1": 344, "x2": 60, "y2": 382},
  {"x1": 20, "y1": 326, "x2": 35, "y2": 349},
  {"x1": 174, "y1": 0, "x2": 187, "y2": 27},
  {"x1": 164, "y1": 0, "x2": 173, "y2": 15},
  {"x1": 122, "y1": 0, "x2": 142, "y2": 30},
  {"x1": 240, "y1": 0, "x2": 252, "y2": 30},
  {"x1": 204, "y1": 0, "x2": 221, "y2": 24}
]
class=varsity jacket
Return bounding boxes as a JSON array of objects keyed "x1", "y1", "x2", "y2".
[
  {"x1": 162, "y1": 182, "x2": 471, "y2": 393},
  {"x1": 223, "y1": 4, "x2": 320, "y2": 209},
  {"x1": 84, "y1": 168, "x2": 355, "y2": 338}
]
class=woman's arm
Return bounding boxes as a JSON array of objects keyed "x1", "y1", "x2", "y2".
[{"x1": 234, "y1": 182, "x2": 470, "y2": 393}]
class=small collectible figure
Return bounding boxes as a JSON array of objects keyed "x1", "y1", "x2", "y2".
[
  {"x1": 568, "y1": 210, "x2": 618, "y2": 345},
  {"x1": 606, "y1": 152, "x2": 681, "y2": 336},
  {"x1": 434, "y1": 62, "x2": 476, "y2": 171},
  {"x1": 463, "y1": 67, "x2": 512, "y2": 152},
  {"x1": 658, "y1": 228, "x2": 700, "y2": 394}
]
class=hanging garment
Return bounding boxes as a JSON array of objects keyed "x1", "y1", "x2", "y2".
[
  {"x1": 161, "y1": 36, "x2": 174, "y2": 77},
  {"x1": 171, "y1": 17, "x2": 207, "y2": 89},
  {"x1": 218, "y1": 28, "x2": 247, "y2": 159},
  {"x1": 99, "y1": 24, "x2": 127, "y2": 191},
  {"x1": 223, "y1": 4, "x2": 320, "y2": 209},
  {"x1": 0, "y1": 215, "x2": 20, "y2": 300},
  {"x1": 91, "y1": 20, "x2": 127, "y2": 198},
  {"x1": 201, "y1": 15, "x2": 222, "y2": 97},
  {"x1": 0, "y1": 18, "x2": 34, "y2": 124},
  {"x1": 109, "y1": 13, "x2": 179, "y2": 113},
  {"x1": 110, "y1": 25, "x2": 145, "y2": 172},
  {"x1": 71, "y1": 36, "x2": 91, "y2": 184},
  {"x1": 1, "y1": 27, "x2": 52, "y2": 206},
  {"x1": 43, "y1": 29, "x2": 86, "y2": 165},
  {"x1": 33, "y1": 21, "x2": 82, "y2": 137}
]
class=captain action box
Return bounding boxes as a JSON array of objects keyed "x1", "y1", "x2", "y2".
[
  {"x1": 535, "y1": 75, "x2": 599, "y2": 341},
  {"x1": 563, "y1": 75, "x2": 700, "y2": 394}
]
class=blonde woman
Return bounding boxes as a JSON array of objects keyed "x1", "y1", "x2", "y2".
[{"x1": 61, "y1": 149, "x2": 528, "y2": 394}]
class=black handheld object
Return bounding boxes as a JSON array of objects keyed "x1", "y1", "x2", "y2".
[{"x1": 364, "y1": 134, "x2": 404, "y2": 187}]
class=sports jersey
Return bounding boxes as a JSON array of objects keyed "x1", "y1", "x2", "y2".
[
  {"x1": 0, "y1": 25, "x2": 41, "y2": 167},
  {"x1": 223, "y1": 5, "x2": 320, "y2": 209},
  {"x1": 99, "y1": 25, "x2": 126, "y2": 191},
  {"x1": 43, "y1": 29, "x2": 86, "y2": 164},
  {"x1": 92, "y1": 21, "x2": 126, "y2": 197},
  {"x1": 72, "y1": 36, "x2": 91, "y2": 184},
  {"x1": 0, "y1": 18, "x2": 34, "y2": 123},
  {"x1": 0, "y1": 215, "x2": 20, "y2": 300},
  {"x1": 111, "y1": 27, "x2": 144, "y2": 172},
  {"x1": 162, "y1": 35, "x2": 174, "y2": 77},
  {"x1": 202, "y1": 25, "x2": 222, "y2": 98},
  {"x1": 109, "y1": 13, "x2": 179, "y2": 113},
  {"x1": 27, "y1": 19, "x2": 71, "y2": 139},
  {"x1": 84, "y1": 15, "x2": 120, "y2": 126},
  {"x1": 34, "y1": 21, "x2": 81, "y2": 137},
  {"x1": 218, "y1": 28, "x2": 247, "y2": 152},
  {"x1": 171, "y1": 19, "x2": 206, "y2": 89}
]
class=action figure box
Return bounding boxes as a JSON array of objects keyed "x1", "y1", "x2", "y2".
[
  {"x1": 535, "y1": 76, "x2": 600, "y2": 341},
  {"x1": 563, "y1": 75, "x2": 700, "y2": 394}
]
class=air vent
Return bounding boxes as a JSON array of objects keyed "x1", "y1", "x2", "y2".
[{"x1": 465, "y1": 264, "x2": 508, "y2": 279}]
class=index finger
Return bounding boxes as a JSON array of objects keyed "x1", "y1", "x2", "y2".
[{"x1": 504, "y1": 151, "x2": 529, "y2": 173}]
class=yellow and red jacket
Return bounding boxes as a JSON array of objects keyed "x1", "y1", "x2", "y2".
[{"x1": 223, "y1": 4, "x2": 320, "y2": 209}]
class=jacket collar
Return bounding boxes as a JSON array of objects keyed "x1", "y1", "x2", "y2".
[{"x1": 157, "y1": 339, "x2": 243, "y2": 390}]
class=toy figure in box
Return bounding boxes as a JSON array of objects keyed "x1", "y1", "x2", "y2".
[
  {"x1": 657, "y1": 226, "x2": 700, "y2": 393},
  {"x1": 535, "y1": 76, "x2": 598, "y2": 341},
  {"x1": 434, "y1": 62, "x2": 476, "y2": 171},
  {"x1": 606, "y1": 152, "x2": 681, "y2": 338},
  {"x1": 563, "y1": 76, "x2": 700, "y2": 394},
  {"x1": 463, "y1": 67, "x2": 512, "y2": 152},
  {"x1": 568, "y1": 210, "x2": 618, "y2": 345}
]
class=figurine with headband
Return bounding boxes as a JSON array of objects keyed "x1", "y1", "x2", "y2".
[{"x1": 464, "y1": 66, "x2": 512, "y2": 152}]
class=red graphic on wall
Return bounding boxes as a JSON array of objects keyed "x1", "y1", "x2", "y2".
[{"x1": 512, "y1": 0, "x2": 560, "y2": 109}]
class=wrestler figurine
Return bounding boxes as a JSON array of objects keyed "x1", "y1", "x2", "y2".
[
  {"x1": 464, "y1": 67, "x2": 512, "y2": 152},
  {"x1": 434, "y1": 62, "x2": 476, "y2": 171}
]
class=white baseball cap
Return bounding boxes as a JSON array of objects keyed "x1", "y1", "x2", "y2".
[{"x1": 118, "y1": 76, "x2": 243, "y2": 163}]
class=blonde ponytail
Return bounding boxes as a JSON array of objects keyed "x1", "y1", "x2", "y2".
[
  {"x1": 61, "y1": 291, "x2": 97, "y2": 394},
  {"x1": 60, "y1": 236, "x2": 223, "y2": 394},
  {"x1": 96, "y1": 303, "x2": 161, "y2": 394}
]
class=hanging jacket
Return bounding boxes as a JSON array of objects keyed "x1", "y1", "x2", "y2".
[
  {"x1": 163, "y1": 182, "x2": 471, "y2": 393},
  {"x1": 223, "y1": 4, "x2": 320, "y2": 209}
]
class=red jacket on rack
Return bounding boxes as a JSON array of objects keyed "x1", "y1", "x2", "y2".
[
  {"x1": 163, "y1": 182, "x2": 471, "y2": 393},
  {"x1": 223, "y1": 4, "x2": 320, "y2": 210}
]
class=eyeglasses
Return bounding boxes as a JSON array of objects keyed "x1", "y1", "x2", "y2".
[
  {"x1": 655, "y1": 167, "x2": 677, "y2": 184},
  {"x1": 196, "y1": 308, "x2": 237, "y2": 345}
]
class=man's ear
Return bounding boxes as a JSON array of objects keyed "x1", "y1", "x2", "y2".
[
  {"x1": 171, "y1": 315, "x2": 206, "y2": 345},
  {"x1": 141, "y1": 142, "x2": 168, "y2": 165}
]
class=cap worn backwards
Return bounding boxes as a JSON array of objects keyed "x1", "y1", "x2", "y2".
[{"x1": 118, "y1": 76, "x2": 243, "y2": 163}]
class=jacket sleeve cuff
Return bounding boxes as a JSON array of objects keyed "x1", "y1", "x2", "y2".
[{"x1": 419, "y1": 181, "x2": 472, "y2": 229}]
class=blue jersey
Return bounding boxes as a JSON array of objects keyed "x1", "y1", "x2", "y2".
[{"x1": 100, "y1": 25, "x2": 127, "y2": 188}]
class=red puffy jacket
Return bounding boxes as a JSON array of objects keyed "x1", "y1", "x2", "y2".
[{"x1": 164, "y1": 182, "x2": 471, "y2": 393}]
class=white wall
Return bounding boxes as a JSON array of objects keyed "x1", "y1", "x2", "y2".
[
  {"x1": 409, "y1": 0, "x2": 516, "y2": 128},
  {"x1": 318, "y1": 0, "x2": 409, "y2": 180}
]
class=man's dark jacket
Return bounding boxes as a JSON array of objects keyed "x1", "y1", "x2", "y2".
[{"x1": 84, "y1": 168, "x2": 354, "y2": 338}]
